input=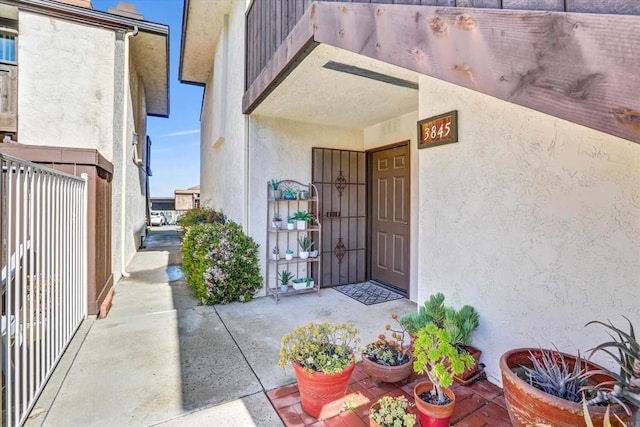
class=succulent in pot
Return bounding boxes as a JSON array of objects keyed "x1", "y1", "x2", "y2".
[
  {"x1": 286, "y1": 215, "x2": 295, "y2": 230},
  {"x1": 284, "y1": 249, "x2": 294, "y2": 261},
  {"x1": 277, "y1": 270, "x2": 293, "y2": 293},
  {"x1": 400, "y1": 292, "x2": 481, "y2": 384},
  {"x1": 270, "y1": 179, "x2": 281, "y2": 199},
  {"x1": 272, "y1": 213, "x2": 282, "y2": 229},
  {"x1": 582, "y1": 316, "x2": 640, "y2": 416},
  {"x1": 292, "y1": 210, "x2": 314, "y2": 230},
  {"x1": 412, "y1": 324, "x2": 475, "y2": 426},
  {"x1": 369, "y1": 395, "x2": 416, "y2": 427},
  {"x1": 297, "y1": 236, "x2": 314, "y2": 259},
  {"x1": 362, "y1": 314, "x2": 413, "y2": 384},
  {"x1": 278, "y1": 321, "x2": 360, "y2": 419},
  {"x1": 283, "y1": 187, "x2": 297, "y2": 200}
]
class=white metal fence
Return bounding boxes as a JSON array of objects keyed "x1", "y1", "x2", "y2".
[{"x1": 1, "y1": 154, "x2": 88, "y2": 427}]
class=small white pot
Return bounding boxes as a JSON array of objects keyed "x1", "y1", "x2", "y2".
[
  {"x1": 287, "y1": 222, "x2": 295, "y2": 230},
  {"x1": 299, "y1": 251, "x2": 309, "y2": 259},
  {"x1": 272, "y1": 221, "x2": 282, "y2": 229},
  {"x1": 279, "y1": 284, "x2": 288, "y2": 292},
  {"x1": 296, "y1": 220, "x2": 307, "y2": 230},
  {"x1": 310, "y1": 250, "x2": 318, "y2": 258},
  {"x1": 285, "y1": 253, "x2": 293, "y2": 261},
  {"x1": 272, "y1": 253, "x2": 279, "y2": 261}
]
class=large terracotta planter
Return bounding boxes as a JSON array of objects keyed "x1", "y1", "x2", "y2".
[
  {"x1": 292, "y1": 361, "x2": 355, "y2": 419},
  {"x1": 500, "y1": 348, "x2": 636, "y2": 427},
  {"x1": 362, "y1": 353, "x2": 413, "y2": 384},
  {"x1": 413, "y1": 381, "x2": 456, "y2": 427}
]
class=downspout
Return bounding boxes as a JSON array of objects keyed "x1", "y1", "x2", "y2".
[
  {"x1": 244, "y1": 115, "x2": 249, "y2": 231},
  {"x1": 120, "y1": 26, "x2": 138, "y2": 278}
]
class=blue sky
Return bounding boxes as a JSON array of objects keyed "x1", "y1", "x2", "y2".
[{"x1": 92, "y1": 0, "x2": 201, "y2": 197}]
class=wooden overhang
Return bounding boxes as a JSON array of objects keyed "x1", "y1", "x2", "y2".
[{"x1": 243, "y1": 2, "x2": 640, "y2": 144}]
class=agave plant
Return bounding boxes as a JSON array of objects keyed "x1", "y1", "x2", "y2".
[
  {"x1": 520, "y1": 347, "x2": 586, "y2": 403},
  {"x1": 582, "y1": 316, "x2": 640, "y2": 416}
]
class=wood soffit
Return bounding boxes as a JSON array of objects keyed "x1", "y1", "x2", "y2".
[{"x1": 243, "y1": 2, "x2": 640, "y2": 144}]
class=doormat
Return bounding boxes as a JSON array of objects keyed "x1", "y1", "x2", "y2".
[{"x1": 334, "y1": 282, "x2": 404, "y2": 306}]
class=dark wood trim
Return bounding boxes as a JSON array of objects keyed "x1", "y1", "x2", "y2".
[
  {"x1": 242, "y1": 6, "x2": 317, "y2": 114},
  {"x1": 0, "y1": 144, "x2": 114, "y2": 174},
  {"x1": 366, "y1": 140, "x2": 411, "y2": 154}
]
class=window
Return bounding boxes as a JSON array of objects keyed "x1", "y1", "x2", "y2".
[{"x1": 0, "y1": 33, "x2": 15, "y2": 63}]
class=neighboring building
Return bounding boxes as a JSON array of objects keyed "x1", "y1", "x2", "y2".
[
  {"x1": 150, "y1": 197, "x2": 176, "y2": 212},
  {"x1": 179, "y1": 0, "x2": 639, "y2": 385},
  {"x1": 0, "y1": 0, "x2": 169, "y2": 314},
  {"x1": 175, "y1": 185, "x2": 200, "y2": 210}
]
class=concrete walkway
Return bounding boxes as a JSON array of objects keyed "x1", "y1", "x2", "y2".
[{"x1": 25, "y1": 227, "x2": 416, "y2": 426}]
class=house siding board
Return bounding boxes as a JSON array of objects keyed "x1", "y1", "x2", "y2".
[{"x1": 502, "y1": 0, "x2": 564, "y2": 11}]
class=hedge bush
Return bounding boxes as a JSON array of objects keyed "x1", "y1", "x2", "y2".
[
  {"x1": 181, "y1": 220, "x2": 262, "y2": 304},
  {"x1": 178, "y1": 207, "x2": 227, "y2": 228}
]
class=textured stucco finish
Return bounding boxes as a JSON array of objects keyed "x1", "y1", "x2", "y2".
[
  {"x1": 249, "y1": 116, "x2": 364, "y2": 294},
  {"x1": 18, "y1": 12, "x2": 116, "y2": 161},
  {"x1": 417, "y1": 75, "x2": 640, "y2": 384}
]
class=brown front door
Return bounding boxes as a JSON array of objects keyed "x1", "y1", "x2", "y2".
[
  {"x1": 312, "y1": 148, "x2": 366, "y2": 287},
  {"x1": 371, "y1": 145, "x2": 410, "y2": 293}
]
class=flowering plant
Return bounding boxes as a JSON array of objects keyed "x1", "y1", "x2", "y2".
[
  {"x1": 278, "y1": 321, "x2": 360, "y2": 375},
  {"x1": 363, "y1": 314, "x2": 411, "y2": 366}
]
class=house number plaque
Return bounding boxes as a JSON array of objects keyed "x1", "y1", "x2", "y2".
[{"x1": 417, "y1": 110, "x2": 458, "y2": 149}]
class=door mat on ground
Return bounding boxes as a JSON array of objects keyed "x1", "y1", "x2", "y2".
[{"x1": 334, "y1": 282, "x2": 404, "y2": 306}]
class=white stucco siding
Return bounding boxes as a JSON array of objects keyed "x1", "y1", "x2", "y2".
[
  {"x1": 18, "y1": 12, "x2": 115, "y2": 161},
  {"x1": 417, "y1": 75, "x2": 640, "y2": 385},
  {"x1": 249, "y1": 116, "x2": 364, "y2": 295},
  {"x1": 200, "y1": 2, "x2": 246, "y2": 222},
  {"x1": 363, "y1": 111, "x2": 419, "y2": 301}
]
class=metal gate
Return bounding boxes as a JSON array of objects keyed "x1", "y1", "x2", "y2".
[
  {"x1": 312, "y1": 148, "x2": 366, "y2": 287},
  {"x1": 1, "y1": 154, "x2": 88, "y2": 427}
]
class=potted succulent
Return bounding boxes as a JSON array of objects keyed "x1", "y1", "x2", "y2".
[
  {"x1": 298, "y1": 189, "x2": 309, "y2": 200},
  {"x1": 499, "y1": 317, "x2": 638, "y2": 427},
  {"x1": 284, "y1": 249, "x2": 294, "y2": 261},
  {"x1": 412, "y1": 324, "x2": 475, "y2": 427},
  {"x1": 297, "y1": 236, "x2": 314, "y2": 259},
  {"x1": 362, "y1": 314, "x2": 413, "y2": 385},
  {"x1": 369, "y1": 395, "x2": 416, "y2": 427},
  {"x1": 401, "y1": 293, "x2": 481, "y2": 384},
  {"x1": 286, "y1": 216, "x2": 295, "y2": 230},
  {"x1": 293, "y1": 210, "x2": 314, "y2": 230},
  {"x1": 283, "y1": 188, "x2": 297, "y2": 200},
  {"x1": 270, "y1": 179, "x2": 281, "y2": 199},
  {"x1": 271, "y1": 246, "x2": 279, "y2": 261},
  {"x1": 291, "y1": 277, "x2": 314, "y2": 290},
  {"x1": 272, "y1": 213, "x2": 282, "y2": 229},
  {"x1": 278, "y1": 321, "x2": 360, "y2": 419},
  {"x1": 277, "y1": 270, "x2": 293, "y2": 293}
]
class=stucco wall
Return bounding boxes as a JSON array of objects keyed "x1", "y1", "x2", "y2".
[
  {"x1": 417, "y1": 75, "x2": 640, "y2": 384},
  {"x1": 200, "y1": 2, "x2": 247, "y2": 223},
  {"x1": 249, "y1": 116, "x2": 364, "y2": 295},
  {"x1": 363, "y1": 111, "x2": 419, "y2": 301},
  {"x1": 18, "y1": 12, "x2": 115, "y2": 161}
]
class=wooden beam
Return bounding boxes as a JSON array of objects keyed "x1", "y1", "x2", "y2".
[
  {"x1": 242, "y1": 6, "x2": 316, "y2": 114},
  {"x1": 311, "y1": 2, "x2": 640, "y2": 143}
]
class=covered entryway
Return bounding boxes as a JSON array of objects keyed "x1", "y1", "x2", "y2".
[{"x1": 370, "y1": 144, "x2": 410, "y2": 293}]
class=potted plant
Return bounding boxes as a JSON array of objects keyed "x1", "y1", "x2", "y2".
[
  {"x1": 369, "y1": 395, "x2": 416, "y2": 427},
  {"x1": 283, "y1": 188, "x2": 297, "y2": 200},
  {"x1": 400, "y1": 293, "x2": 481, "y2": 384},
  {"x1": 272, "y1": 213, "x2": 282, "y2": 229},
  {"x1": 286, "y1": 216, "x2": 295, "y2": 230},
  {"x1": 412, "y1": 324, "x2": 475, "y2": 427},
  {"x1": 362, "y1": 314, "x2": 413, "y2": 385},
  {"x1": 278, "y1": 321, "x2": 360, "y2": 419},
  {"x1": 277, "y1": 270, "x2": 293, "y2": 293},
  {"x1": 500, "y1": 346, "x2": 635, "y2": 426},
  {"x1": 293, "y1": 210, "x2": 314, "y2": 230},
  {"x1": 297, "y1": 236, "x2": 314, "y2": 259},
  {"x1": 298, "y1": 189, "x2": 309, "y2": 200},
  {"x1": 291, "y1": 277, "x2": 314, "y2": 290},
  {"x1": 270, "y1": 179, "x2": 281, "y2": 199},
  {"x1": 271, "y1": 246, "x2": 279, "y2": 261},
  {"x1": 284, "y1": 249, "x2": 294, "y2": 261}
]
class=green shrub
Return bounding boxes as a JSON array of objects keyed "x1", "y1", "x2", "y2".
[
  {"x1": 178, "y1": 207, "x2": 226, "y2": 228},
  {"x1": 181, "y1": 221, "x2": 262, "y2": 304}
]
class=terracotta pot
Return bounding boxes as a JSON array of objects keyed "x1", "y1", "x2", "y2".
[
  {"x1": 362, "y1": 352, "x2": 413, "y2": 384},
  {"x1": 292, "y1": 361, "x2": 355, "y2": 419},
  {"x1": 500, "y1": 348, "x2": 636, "y2": 427},
  {"x1": 369, "y1": 402, "x2": 382, "y2": 427},
  {"x1": 413, "y1": 381, "x2": 456, "y2": 427},
  {"x1": 453, "y1": 345, "x2": 482, "y2": 384}
]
